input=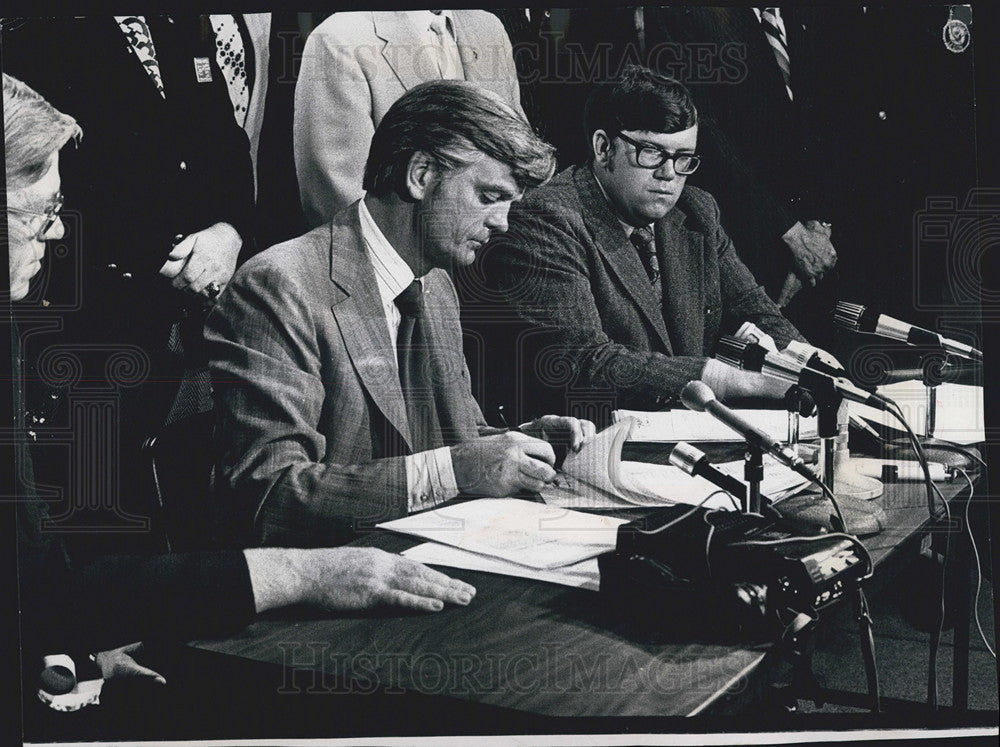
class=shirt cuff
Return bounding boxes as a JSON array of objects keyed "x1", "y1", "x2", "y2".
[{"x1": 405, "y1": 447, "x2": 459, "y2": 513}]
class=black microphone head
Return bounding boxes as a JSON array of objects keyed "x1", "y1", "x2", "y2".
[
  {"x1": 680, "y1": 380, "x2": 716, "y2": 412},
  {"x1": 833, "y1": 301, "x2": 865, "y2": 331},
  {"x1": 834, "y1": 301, "x2": 880, "y2": 333},
  {"x1": 717, "y1": 335, "x2": 767, "y2": 372}
]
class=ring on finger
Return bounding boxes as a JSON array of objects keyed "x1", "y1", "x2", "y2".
[{"x1": 206, "y1": 281, "x2": 222, "y2": 299}]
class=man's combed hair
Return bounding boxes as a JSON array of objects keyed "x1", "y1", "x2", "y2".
[
  {"x1": 3, "y1": 73, "x2": 82, "y2": 189},
  {"x1": 364, "y1": 79, "x2": 555, "y2": 198},
  {"x1": 583, "y1": 65, "x2": 698, "y2": 153}
]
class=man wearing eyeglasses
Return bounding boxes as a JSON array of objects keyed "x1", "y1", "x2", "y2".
[{"x1": 475, "y1": 65, "x2": 805, "y2": 421}]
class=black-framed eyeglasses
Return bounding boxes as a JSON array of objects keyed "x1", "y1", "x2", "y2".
[
  {"x1": 616, "y1": 133, "x2": 701, "y2": 174},
  {"x1": 7, "y1": 192, "x2": 64, "y2": 240}
]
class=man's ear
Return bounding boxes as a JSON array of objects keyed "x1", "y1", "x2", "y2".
[
  {"x1": 404, "y1": 151, "x2": 439, "y2": 201},
  {"x1": 591, "y1": 130, "x2": 613, "y2": 166}
]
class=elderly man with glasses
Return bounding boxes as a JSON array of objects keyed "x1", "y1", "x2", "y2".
[{"x1": 474, "y1": 66, "x2": 806, "y2": 422}]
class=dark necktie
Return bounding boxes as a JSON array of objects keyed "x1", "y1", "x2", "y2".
[
  {"x1": 760, "y1": 8, "x2": 793, "y2": 101},
  {"x1": 394, "y1": 280, "x2": 442, "y2": 453},
  {"x1": 630, "y1": 226, "x2": 663, "y2": 308}
]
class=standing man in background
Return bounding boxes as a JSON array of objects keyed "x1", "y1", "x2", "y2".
[{"x1": 294, "y1": 9, "x2": 525, "y2": 226}]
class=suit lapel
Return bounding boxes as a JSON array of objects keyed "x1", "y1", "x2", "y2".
[
  {"x1": 575, "y1": 167, "x2": 674, "y2": 353},
  {"x1": 373, "y1": 11, "x2": 432, "y2": 90},
  {"x1": 327, "y1": 206, "x2": 413, "y2": 452},
  {"x1": 657, "y1": 207, "x2": 705, "y2": 356}
]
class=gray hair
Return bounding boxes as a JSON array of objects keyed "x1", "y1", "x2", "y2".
[
  {"x1": 364, "y1": 79, "x2": 555, "y2": 198},
  {"x1": 4, "y1": 73, "x2": 81, "y2": 190}
]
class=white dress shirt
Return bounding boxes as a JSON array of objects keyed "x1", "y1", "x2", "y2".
[{"x1": 358, "y1": 200, "x2": 459, "y2": 511}]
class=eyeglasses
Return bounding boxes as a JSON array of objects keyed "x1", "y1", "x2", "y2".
[
  {"x1": 616, "y1": 133, "x2": 701, "y2": 174},
  {"x1": 7, "y1": 192, "x2": 64, "y2": 240}
]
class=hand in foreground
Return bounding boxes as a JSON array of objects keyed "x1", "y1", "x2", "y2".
[
  {"x1": 92, "y1": 642, "x2": 166, "y2": 685},
  {"x1": 517, "y1": 415, "x2": 597, "y2": 454},
  {"x1": 158, "y1": 222, "x2": 242, "y2": 299},
  {"x1": 783, "y1": 220, "x2": 836, "y2": 285},
  {"x1": 245, "y1": 547, "x2": 477, "y2": 614},
  {"x1": 450, "y1": 430, "x2": 557, "y2": 496}
]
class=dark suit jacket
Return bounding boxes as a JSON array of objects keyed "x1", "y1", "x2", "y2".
[
  {"x1": 11, "y1": 319, "x2": 253, "y2": 670},
  {"x1": 206, "y1": 204, "x2": 488, "y2": 548},
  {"x1": 2, "y1": 16, "x2": 256, "y2": 430},
  {"x1": 644, "y1": 7, "x2": 837, "y2": 298},
  {"x1": 476, "y1": 166, "x2": 802, "y2": 421},
  {"x1": 558, "y1": 7, "x2": 836, "y2": 300}
]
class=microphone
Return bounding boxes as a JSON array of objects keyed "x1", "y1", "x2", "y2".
[
  {"x1": 716, "y1": 336, "x2": 890, "y2": 412},
  {"x1": 834, "y1": 301, "x2": 982, "y2": 363},
  {"x1": 669, "y1": 442, "x2": 747, "y2": 501},
  {"x1": 680, "y1": 381, "x2": 818, "y2": 482}
]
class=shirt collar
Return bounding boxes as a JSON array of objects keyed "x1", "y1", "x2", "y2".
[
  {"x1": 358, "y1": 199, "x2": 416, "y2": 307},
  {"x1": 590, "y1": 163, "x2": 654, "y2": 238}
]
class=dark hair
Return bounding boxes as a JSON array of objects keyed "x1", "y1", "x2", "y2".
[
  {"x1": 364, "y1": 79, "x2": 555, "y2": 198},
  {"x1": 583, "y1": 65, "x2": 697, "y2": 156}
]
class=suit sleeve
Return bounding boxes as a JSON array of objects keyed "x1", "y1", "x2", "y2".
[
  {"x1": 20, "y1": 547, "x2": 255, "y2": 661},
  {"x1": 294, "y1": 27, "x2": 374, "y2": 228},
  {"x1": 487, "y1": 203, "x2": 709, "y2": 408},
  {"x1": 205, "y1": 261, "x2": 409, "y2": 548}
]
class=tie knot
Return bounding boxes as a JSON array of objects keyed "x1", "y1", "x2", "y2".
[
  {"x1": 630, "y1": 226, "x2": 655, "y2": 253},
  {"x1": 395, "y1": 280, "x2": 423, "y2": 318}
]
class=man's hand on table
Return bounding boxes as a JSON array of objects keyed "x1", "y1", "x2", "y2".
[
  {"x1": 245, "y1": 547, "x2": 476, "y2": 614},
  {"x1": 450, "y1": 416, "x2": 596, "y2": 495}
]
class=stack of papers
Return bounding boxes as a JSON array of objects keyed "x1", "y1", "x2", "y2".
[{"x1": 378, "y1": 498, "x2": 627, "y2": 591}]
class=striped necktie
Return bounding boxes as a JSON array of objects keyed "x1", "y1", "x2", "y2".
[
  {"x1": 759, "y1": 8, "x2": 793, "y2": 101},
  {"x1": 209, "y1": 14, "x2": 250, "y2": 127},
  {"x1": 630, "y1": 226, "x2": 663, "y2": 308},
  {"x1": 117, "y1": 16, "x2": 165, "y2": 98}
]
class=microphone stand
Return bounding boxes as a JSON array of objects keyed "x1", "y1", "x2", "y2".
[
  {"x1": 792, "y1": 369, "x2": 883, "y2": 500},
  {"x1": 886, "y1": 353, "x2": 979, "y2": 469},
  {"x1": 744, "y1": 443, "x2": 764, "y2": 515}
]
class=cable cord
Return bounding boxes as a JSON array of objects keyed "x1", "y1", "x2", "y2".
[{"x1": 955, "y1": 467, "x2": 997, "y2": 659}]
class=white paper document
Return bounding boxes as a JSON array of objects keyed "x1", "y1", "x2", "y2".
[
  {"x1": 849, "y1": 381, "x2": 984, "y2": 444},
  {"x1": 614, "y1": 408, "x2": 818, "y2": 443},
  {"x1": 542, "y1": 456, "x2": 810, "y2": 510},
  {"x1": 538, "y1": 417, "x2": 811, "y2": 510},
  {"x1": 402, "y1": 542, "x2": 601, "y2": 591},
  {"x1": 377, "y1": 498, "x2": 627, "y2": 569}
]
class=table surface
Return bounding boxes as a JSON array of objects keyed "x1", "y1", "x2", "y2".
[{"x1": 192, "y1": 449, "x2": 979, "y2": 718}]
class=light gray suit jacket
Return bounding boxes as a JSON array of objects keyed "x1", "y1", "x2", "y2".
[
  {"x1": 206, "y1": 204, "x2": 487, "y2": 547},
  {"x1": 294, "y1": 10, "x2": 525, "y2": 227}
]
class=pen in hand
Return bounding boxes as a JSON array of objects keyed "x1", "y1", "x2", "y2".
[{"x1": 496, "y1": 406, "x2": 567, "y2": 478}]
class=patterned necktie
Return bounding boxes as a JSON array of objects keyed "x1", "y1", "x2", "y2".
[
  {"x1": 209, "y1": 14, "x2": 250, "y2": 127},
  {"x1": 117, "y1": 16, "x2": 165, "y2": 98},
  {"x1": 394, "y1": 280, "x2": 443, "y2": 453},
  {"x1": 428, "y1": 12, "x2": 463, "y2": 79},
  {"x1": 630, "y1": 226, "x2": 663, "y2": 308},
  {"x1": 759, "y1": 8, "x2": 793, "y2": 101}
]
